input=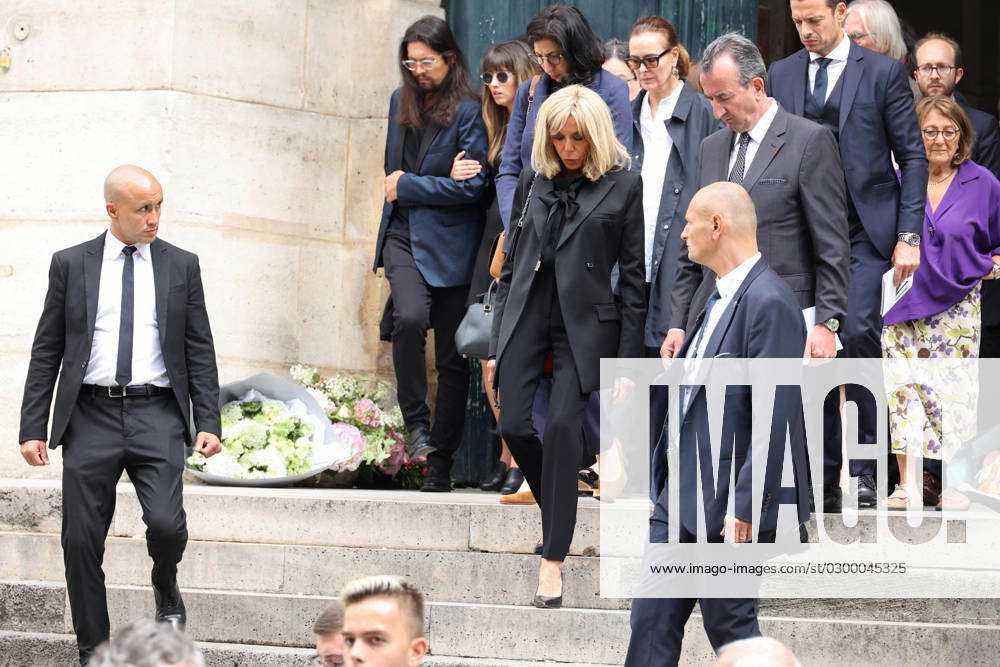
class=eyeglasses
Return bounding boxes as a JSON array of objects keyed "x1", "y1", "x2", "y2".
[
  {"x1": 402, "y1": 57, "x2": 442, "y2": 71},
  {"x1": 846, "y1": 32, "x2": 869, "y2": 41},
  {"x1": 624, "y1": 48, "x2": 672, "y2": 71},
  {"x1": 530, "y1": 51, "x2": 564, "y2": 67},
  {"x1": 307, "y1": 655, "x2": 344, "y2": 667},
  {"x1": 481, "y1": 71, "x2": 512, "y2": 85},
  {"x1": 916, "y1": 64, "x2": 958, "y2": 76},
  {"x1": 922, "y1": 127, "x2": 960, "y2": 141}
]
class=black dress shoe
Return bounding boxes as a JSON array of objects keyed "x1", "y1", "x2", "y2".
[
  {"x1": 823, "y1": 485, "x2": 842, "y2": 513},
  {"x1": 420, "y1": 451, "x2": 452, "y2": 492},
  {"x1": 499, "y1": 467, "x2": 524, "y2": 495},
  {"x1": 532, "y1": 575, "x2": 563, "y2": 609},
  {"x1": 479, "y1": 462, "x2": 509, "y2": 492},
  {"x1": 153, "y1": 581, "x2": 186, "y2": 630},
  {"x1": 856, "y1": 474, "x2": 877, "y2": 508},
  {"x1": 534, "y1": 540, "x2": 543, "y2": 555},
  {"x1": 405, "y1": 424, "x2": 435, "y2": 460}
]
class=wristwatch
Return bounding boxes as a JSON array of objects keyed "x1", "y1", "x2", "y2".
[
  {"x1": 897, "y1": 232, "x2": 921, "y2": 247},
  {"x1": 821, "y1": 317, "x2": 840, "y2": 333}
]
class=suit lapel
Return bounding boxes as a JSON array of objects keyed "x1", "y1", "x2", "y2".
[
  {"x1": 839, "y1": 43, "x2": 864, "y2": 134},
  {"x1": 792, "y1": 50, "x2": 809, "y2": 116},
  {"x1": 415, "y1": 124, "x2": 442, "y2": 172},
  {"x1": 529, "y1": 176, "x2": 555, "y2": 241},
  {"x1": 83, "y1": 232, "x2": 106, "y2": 344},
  {"x1": 151, "y1": 239, "x2": 170, "y2": 347},
  {"x1": 743, "y1": 107, "x2": 788, "y2": 191},
  {"x1": 715, "y1": 131, "x2": 734, "y2": 183},
  {"x1": 557, "y1": 177, "x2": 615, "y2": 249},
  {"x1": 701, "y1": 260, "x2": 767, "y2": 361}
]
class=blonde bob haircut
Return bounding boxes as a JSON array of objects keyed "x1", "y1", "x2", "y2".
[{"x1": 530, "y1": 85, "x2": 630, "y2": 181}]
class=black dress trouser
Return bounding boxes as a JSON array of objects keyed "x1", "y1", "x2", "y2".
[
  {"x1": 61, "y1": 390, "x2": 188, "y2": 658},
  {"x1": 498, "y1": 269, "x2": 588, "y2": 561},
  {"x1": 382, "y1": 232, "x2": 470, "y2": 452}
]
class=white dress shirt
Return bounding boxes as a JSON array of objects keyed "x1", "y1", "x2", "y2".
[
  {"x1": 83, "y1": 231, "x2": 169, "y2": 387},
  {"x1": 808, "y1": 32, "x2": 851, "y2": 104},
  {"x1": 640, "y1": 81, "x2": 685, "y2": 282},
  {"x1": 728, "y1": 99, "x2": 779, "y2": 177},
  {"x1": 685, "y1": 252, "x2": 762, "y2": 368}
]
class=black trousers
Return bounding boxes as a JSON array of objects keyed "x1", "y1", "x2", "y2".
[
  {"x1": 382, "y1": 232, "x2": 469, "y2": 452},
  {"x1": 823, "y1": 222, "x2": 887, "y2": 484},
  {"x1": 498, "y1": 270, "x2": 587, "y2": 561},
  {"x1": 982, "y1": 324, "x2": 1000, "y2": 358},
  {"x1": 61, "y1": 390, "x2": 188, "y2": 658}
]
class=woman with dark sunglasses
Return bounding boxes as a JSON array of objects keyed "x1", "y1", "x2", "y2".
[
  {"x1": 493, "y1": 5, "x2": 633, "y2": 231},
  {"x1": 450, "y1": 39, "x2": 541, "y2": 496}
]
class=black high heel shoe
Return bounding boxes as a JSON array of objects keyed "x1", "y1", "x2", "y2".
[
  {"x1": 479, "y1": 462, "x2": 509, "y2": 492},
  {"x1": 532, "y1": 572, "x2": 563, "y2": 609},
  {"x1": 499, "y1": 467, "x2": 524, "y2": 495}
]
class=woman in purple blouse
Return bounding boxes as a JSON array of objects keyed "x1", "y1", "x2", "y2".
[{"x1": 882, "y1": 95, "x2": 1000, "y2": 509}]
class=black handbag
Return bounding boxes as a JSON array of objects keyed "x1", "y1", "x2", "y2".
[
  {"x1": 454, "y1": 173, "x2": 538, "y2": 360},
  {"x1": 455, "y1": 280, "x2": 497, "y2": 359}
]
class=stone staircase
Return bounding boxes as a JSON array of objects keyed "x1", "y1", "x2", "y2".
[{"x1": 0, "y1": 479, "x2": 998, "y2": 666}]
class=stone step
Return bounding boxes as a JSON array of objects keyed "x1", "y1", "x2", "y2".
[
  {"x1": 0, "y1": 479, "x2": 599, "y2": 555},
  {"x1": 0, "y1": 630, "x2": 614, "y2": 667},
  {"x1": 5, "y1": 579, "x2": 1000, "y2": 666},
  {"x1": 0, "y1": 531, "x2": 624, "y2": 611}
]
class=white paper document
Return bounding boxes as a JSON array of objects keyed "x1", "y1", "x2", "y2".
[
  {"x1": 802, "y1": 307, "x2": 843, "y2": 352},
  {"x1": 880, "y1": 268, "x2": 913, "y2": 316}
]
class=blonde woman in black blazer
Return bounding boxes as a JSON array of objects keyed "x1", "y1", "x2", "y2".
[{"x1": 488, "y1": 85, "x2": 645, "y2": 607}]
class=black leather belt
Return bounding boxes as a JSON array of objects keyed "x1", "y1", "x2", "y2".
[{"x1": 82, "y1": 384, "x2": 173, "y2": 399}]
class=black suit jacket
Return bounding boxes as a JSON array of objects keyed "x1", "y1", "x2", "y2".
[
  {"x1": 630, "y1": 82, "x2": 722, "y2": 347},
  {"x1": 670, "y1": 105, "x2": 850, "y2": 332},
  {"x1": 962, "y1": 103, "x2": 1000, "y2": 180},
  {"x1": 490, "y1": 168, "x2": 646, "y2": 393},
  {"x1": 19, "y1": 232, "x2": 221, "y2": 447},
  {"x1": 651, "y1": 260, "x2": 810, "y2": 540},
  {"x1": 768, "y1": 41, "x2": 928, "y2": 257}
]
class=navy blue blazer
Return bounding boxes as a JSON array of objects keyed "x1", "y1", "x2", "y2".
[
  {"x1": 768, "y1": 41, "x2": 927, "y2": 258},
  {"x1": 650, "y1": 260, "x2": 810, "y2": 541},
  {"x1": 372, "y1": 89, "x2": 489, "y2": 288},
  {"x1": 963, "y1": 103, "x2": 1000, "y2": 180},
  {"x1": 630, "y1": 82, "x2": 721, "y2": 348}
]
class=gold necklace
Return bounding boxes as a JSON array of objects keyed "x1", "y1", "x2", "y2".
[{"x1": 929, "y1": 170, "x2": 956, "y2": 186}]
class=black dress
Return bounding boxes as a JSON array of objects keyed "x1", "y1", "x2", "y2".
[{"x1": 467, "y1": 178, "x2": 504, "y2": 305}]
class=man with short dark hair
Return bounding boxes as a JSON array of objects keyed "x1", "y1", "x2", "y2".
[
  {"x1": 768, "y1": 0, "x2": 927, "y2": 511},
  {"x1": 912, "y1": 33, "x2": 1000, "y2": 179},
  {"x1": 313, "y1": 603, "x2": 345, "y2": 666},
  {"x1": 373, "y1": 16, "x2": 488, "y2": 492},
  {"x1": 340, "y1": 575, "x2": 429, "y2": 666}
]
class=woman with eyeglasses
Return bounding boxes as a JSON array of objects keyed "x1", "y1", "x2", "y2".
[
  {"x1": 488, "y1": 85, "x2": 645, "y2": 608},
  {"x1": 451, "y1": 39, "x2": 540, "y2": 496},
  {"x1": 882, "y1": 96, "x2": 1000, "y2": 511},
  {"x1": 494, "y1": 4, "x2": 633, "y2": 230},
  {"x1": 626, "y1": 16, "x2": 720, "y2": 361}
]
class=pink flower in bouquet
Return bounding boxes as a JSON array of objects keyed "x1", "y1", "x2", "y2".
[
  {"x1": 332, "y1": 422, "x2": 366, "y2": 455},
  {"x1": 378, "y1": 438, "x2": 406, "y2": 476},
  {"x1": 353, "y1": 398, "x2": 382, "y2": 427}
]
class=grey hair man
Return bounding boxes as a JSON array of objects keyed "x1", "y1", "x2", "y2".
[
  {"x1": 714, "y1": 636, "x2": 802, "y2": 666},
  {"x1": 88, "y1": 619, "x2": 204, "y2": 667}
]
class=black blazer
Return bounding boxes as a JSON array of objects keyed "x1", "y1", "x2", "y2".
[
  {"x1": 19, "y1": 232, "x2": 221, "y2": 447},
  {"x1": 490, "y1": 168, "x2": 646, "y2": 393},
  {"x1": 630, "y1": 82, "x2": 722, "y2": 348},
  {"x1": 651, "y1": 260, "x2": 810, "y2": 541}
]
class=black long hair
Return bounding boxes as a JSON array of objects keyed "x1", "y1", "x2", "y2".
[
  {"x1": 397, "y1": 16, "x2": 477, "y2": 129},
  {"x1": 525, "y1": 4, "x2": 605, "y2": 86}
]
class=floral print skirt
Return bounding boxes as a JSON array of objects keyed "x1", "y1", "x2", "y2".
[{"x1": 882, "y1": 286, "x2": 981, "y2": 461}]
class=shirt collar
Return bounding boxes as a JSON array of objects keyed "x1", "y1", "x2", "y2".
[
  {"x1": 810, "y1": 32, "x2": 851, "y2": 63},
  {"x1": 641, "y1": 80, "x2": 685, "y2": 122},
  {"x1": 715, "y1": 252, "x2": 762, "y2": 300},
  {"x1": 739, "y1": 99, "x2": 778, "y2": 146},
  {"x1": 103, "y1": 230, "x2": 151, "y2": 262}
]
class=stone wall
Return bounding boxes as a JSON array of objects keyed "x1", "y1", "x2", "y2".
[{"x1": 0, "y1": 0, "x2": 443, "y2": 478}]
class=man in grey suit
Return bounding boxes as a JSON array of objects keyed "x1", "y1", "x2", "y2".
[
  {"x1": 19, "y1": 165, "x2": 222, "y2": 665},
  {"x1": 663, "y1": 33, "x2": 849, "y2": 365}
]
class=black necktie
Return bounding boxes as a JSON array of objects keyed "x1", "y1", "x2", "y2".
[
  {"x1": 728, "y1": 133, "x2": 751, "y2": 185},
  {"x1": 116, "y1": 245, "x2": 137, "y2": 387},
  {"x1": 682, "y1": 288, "x2": 723, "y2": 412},
  {"x1": 813, "y1": 57, "x2": 832, "y2": 111}
]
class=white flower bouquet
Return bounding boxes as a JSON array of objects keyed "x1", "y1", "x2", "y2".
[{"x1": 185, "y1": 373, "x2": 350, "y2": 487}]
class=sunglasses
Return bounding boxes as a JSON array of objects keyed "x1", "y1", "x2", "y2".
[{"x1": 481, "y1": 71, "x2": 512, "y2": 85}]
